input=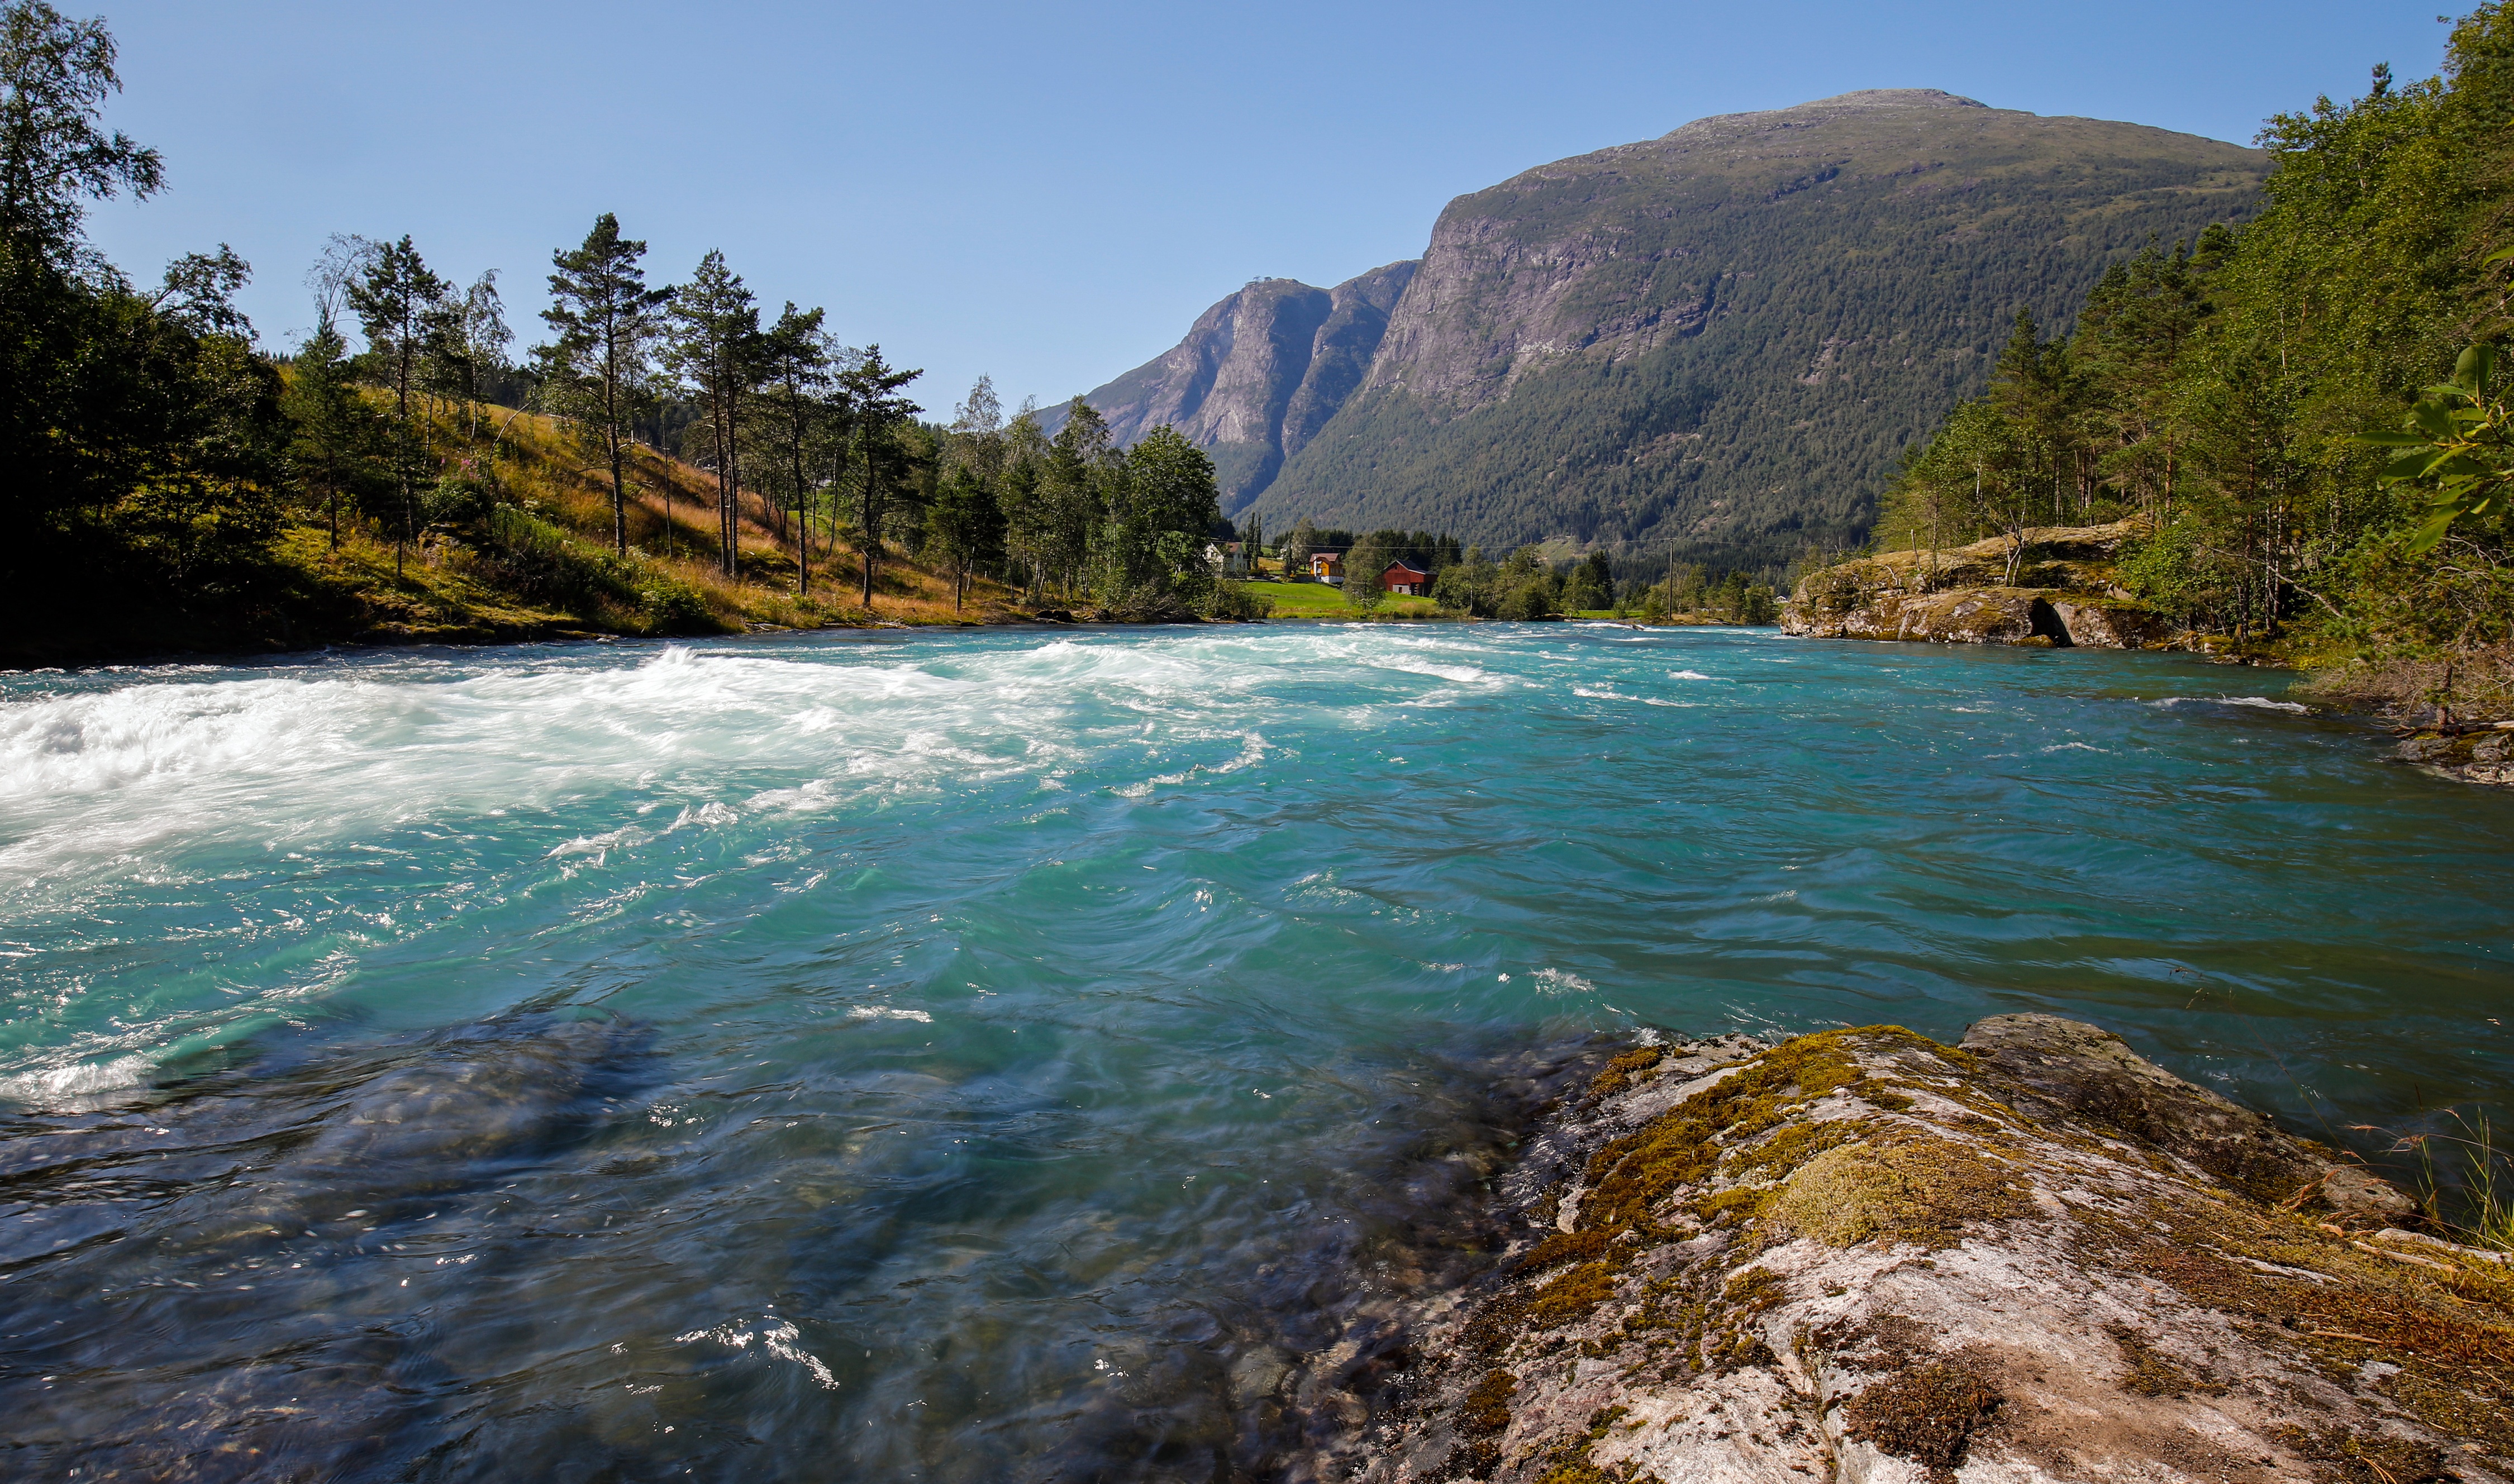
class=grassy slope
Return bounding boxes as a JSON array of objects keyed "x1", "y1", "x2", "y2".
[
  {"x1": 12, "y1": 400, "x2": 1027, "y2": 666},
  {"x1": 431, "y1": 402, "x2": 1021, "y2": 633}
]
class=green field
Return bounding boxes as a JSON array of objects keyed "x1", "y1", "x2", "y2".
[{"x1": 1235, "y1": 580, "x2": 1441, "y2": 618}]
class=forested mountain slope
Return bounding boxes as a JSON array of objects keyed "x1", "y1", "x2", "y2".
[{"x1": 1073, "y1": 89, "x2": 2264, "y2": 570}]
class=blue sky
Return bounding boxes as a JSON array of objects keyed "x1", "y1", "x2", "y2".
[{"x1": 85, "y1": 1, "x2": 2451, "y2": 416}]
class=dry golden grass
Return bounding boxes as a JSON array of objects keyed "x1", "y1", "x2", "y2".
[{"x1": 319, "y1": 399, "x2": 1023, "y2": 637}]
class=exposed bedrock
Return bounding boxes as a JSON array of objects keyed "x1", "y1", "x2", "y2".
[
  {"x1": 2397, "y1": 723, "x2": 2514, "y2": 788},
  {"x1": 1302, "y1": 1015, "x2": 2508, "y2": 1484},
  {"x1": 1783, "y1": 522, "x2": 2179, "y2": 650}
]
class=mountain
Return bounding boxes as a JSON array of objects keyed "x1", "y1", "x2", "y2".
[
  {"x1": 1055, "y1": 262, "x2": 1416, "y2": 508},
  {"x1": 1065, "y1": 89, "x2": 2265, "y2": 569}
]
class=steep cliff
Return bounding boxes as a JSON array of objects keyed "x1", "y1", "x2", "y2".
[
  {"x1": 1072, "y1": 89, "x2": 2261, "y2": 562},
  {"x1": 1059, "y1": 262, "x2": 1416, "y2": 511}
]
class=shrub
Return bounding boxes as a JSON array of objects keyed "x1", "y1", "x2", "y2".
[{"x1": 1207, "y1": 583, "x2": 1275, "y2": 621}]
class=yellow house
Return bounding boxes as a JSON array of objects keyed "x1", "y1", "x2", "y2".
[{"x1": 1310, "y1": 551, "x2": 1343, "y2": 583}]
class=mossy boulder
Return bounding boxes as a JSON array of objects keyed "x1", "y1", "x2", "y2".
[{"x1": 1304, "y1": 1019, "x2": 2511, "y2": 1484}]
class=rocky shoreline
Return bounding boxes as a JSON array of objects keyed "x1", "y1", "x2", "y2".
[
  {"x1": 1297, "y1": 1016, "x2": 2511, "y2": 1483},
  {"x1": 1780, "y1": 521, "x2": 2183, "y2": 651},
  {"x1": 2396, "y1": 722, "x2": 2514, "y2": 788}
]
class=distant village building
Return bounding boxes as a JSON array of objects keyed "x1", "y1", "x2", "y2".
[
  {"x1": 1380, "y1": 560, "x2": 1430, "y2": 597},
  {"x1": 1310, "y1": 551, "x2": 1344, "y2": 584},
  {"x1": 1205, "y1": 541, "x2": 1252, "y2": 578}
]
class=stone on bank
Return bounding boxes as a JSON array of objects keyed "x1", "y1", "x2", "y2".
[{"x1": 1301, "y1": 1015, "x2": 2510, "y2": 1483}]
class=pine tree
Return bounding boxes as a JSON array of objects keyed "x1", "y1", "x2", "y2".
[
  {"x1": 750, "y1": 302, "x2": 829, "y2": 591},
  {"x1": 540, "y1": 215, "x2": 672, "y2": 556},
  {"x1": 346, "y1": 235, "x2": 449, "y2": 572},
  {"x1": 283, "y1": 312, "x2": 383, "y2": 550},
  {"x1": 834, "y1": 345, "x2": 922, "y2": 607},
  {"x1": 664, "y1": 250, "x2": 760, "y2": 578}
]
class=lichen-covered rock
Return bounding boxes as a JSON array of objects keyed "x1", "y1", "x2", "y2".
[
  {"x1": 2396, "y1": 725, "x2": 2514, "y2": 787},
  {"x1": 1304, "y1": 1020, "x2": 2512, "y2": 1484}
]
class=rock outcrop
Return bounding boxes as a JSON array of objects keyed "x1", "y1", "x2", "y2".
[
  {"x1": 1783, "y1": 521, "x2": 2179, "y2": 650},
  {"x1": 2396, "y1": 723, "x2": 2514, "y2": 788},
  {"x1": 1304, "y1": 1016, "x2": 2510, "y2": 1483}
]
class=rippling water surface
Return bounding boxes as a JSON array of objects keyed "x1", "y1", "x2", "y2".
[{"x1": 3, "y1": 624, "x2": 2510, "y2": 1480}]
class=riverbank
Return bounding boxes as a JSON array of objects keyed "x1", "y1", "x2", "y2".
[
  {"x1": 1780, "y1": 522, "x2": 2514, "y2": 788},
  {"x1": 1300, "y1": 1015, "x2": 2511, "y2": 1483}
]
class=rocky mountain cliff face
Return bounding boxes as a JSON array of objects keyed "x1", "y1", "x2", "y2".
[
  {"x1": 1067, "y1": 89, "x2": 2263, "y2": 564},
  {"x1": 1060, "y1": 262, "x2": 1415, "y2": 509}
]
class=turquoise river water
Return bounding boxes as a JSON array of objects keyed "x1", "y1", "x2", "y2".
[{"x1": 1, "y1": 623, "x2": 2508, "y2": 1481}]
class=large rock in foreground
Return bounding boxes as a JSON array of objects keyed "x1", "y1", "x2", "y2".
[{"x1": 1310, "y1": 1017, "x2": 2510, "y2": 1483}]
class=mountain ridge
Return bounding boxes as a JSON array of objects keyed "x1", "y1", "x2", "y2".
[{"x1": 1064, "y1": 90, "x2": 2264, "y2": 565}]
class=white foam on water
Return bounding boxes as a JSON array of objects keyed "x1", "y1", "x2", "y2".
[
  {"x1": 848, "y1": 1006, "x2": 934, "y2": 1024},
  {"x1": 2152, "y1": 696, "x2": 2310, "y2": 714},
  {"x1": 1532, "y1": 967, "x2": 1596, "y2": 995},
  {"x1": 0, "y1": 1053, "x2": 154, "y2": 1111},
  {"x1": 1669, "y1": 670, "x2": 1716, "y2": 681}
]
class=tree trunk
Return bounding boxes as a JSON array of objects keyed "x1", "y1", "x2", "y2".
[
  {"x1": 608, "y1": 427, "x2": 627, "y2": 559},
  {"x1": 790, "y1": 423, "x2": 810, "y2": 598},
  {"x1": 860, "y1": 469, "x2": 878, "y2": 608}
]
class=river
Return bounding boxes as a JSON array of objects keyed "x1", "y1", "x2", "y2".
[{"x1": 2, "y1": 623, "x2": 2507, "y2": 1480}]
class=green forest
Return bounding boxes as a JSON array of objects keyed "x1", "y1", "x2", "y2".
[
  {"x1": 1860, "y1": 10, "x2": 2514, "y2": 717},
  {"x1": 0, "y1": 1, "x2": 1237, "y2": 661}
]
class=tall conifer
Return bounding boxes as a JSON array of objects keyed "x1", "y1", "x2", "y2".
[{"x1": 540, "y1": 215, "x2": 672, "y2": 556}]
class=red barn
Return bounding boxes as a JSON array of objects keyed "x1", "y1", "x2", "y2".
[{"x1": 1380, "y1": 561, "x2": 1430, "y2": 597}]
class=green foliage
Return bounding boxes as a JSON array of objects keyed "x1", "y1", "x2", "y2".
[
  {"x1": 1207, "y1": 582, "x2": 1275, "y2": 620},
  {"x1": 1432, "y1": 543, "x2": 1565, "y2": 619},
  {"x1": 0, "y1": 0, "x2": 160, "y2": 263},
  {"x1": 423, "y1": 470, "x2": 496, "y2": 527},
  {"x1": 1097, "y1": 424, "x2": 1221, "y2": 617},
  {"x1": 1853, "y1": 11, "x2": 2514, "y2": 693},
  {"x1": 2364, "y1": 343, "x2": 2514, "y2": 551},
  {"x1": 282, "y1": 312, "x2": 388, "y2": 546},
  {"x1": 1342, "y1": 530, "x2": 1395, "y2": 611}
]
